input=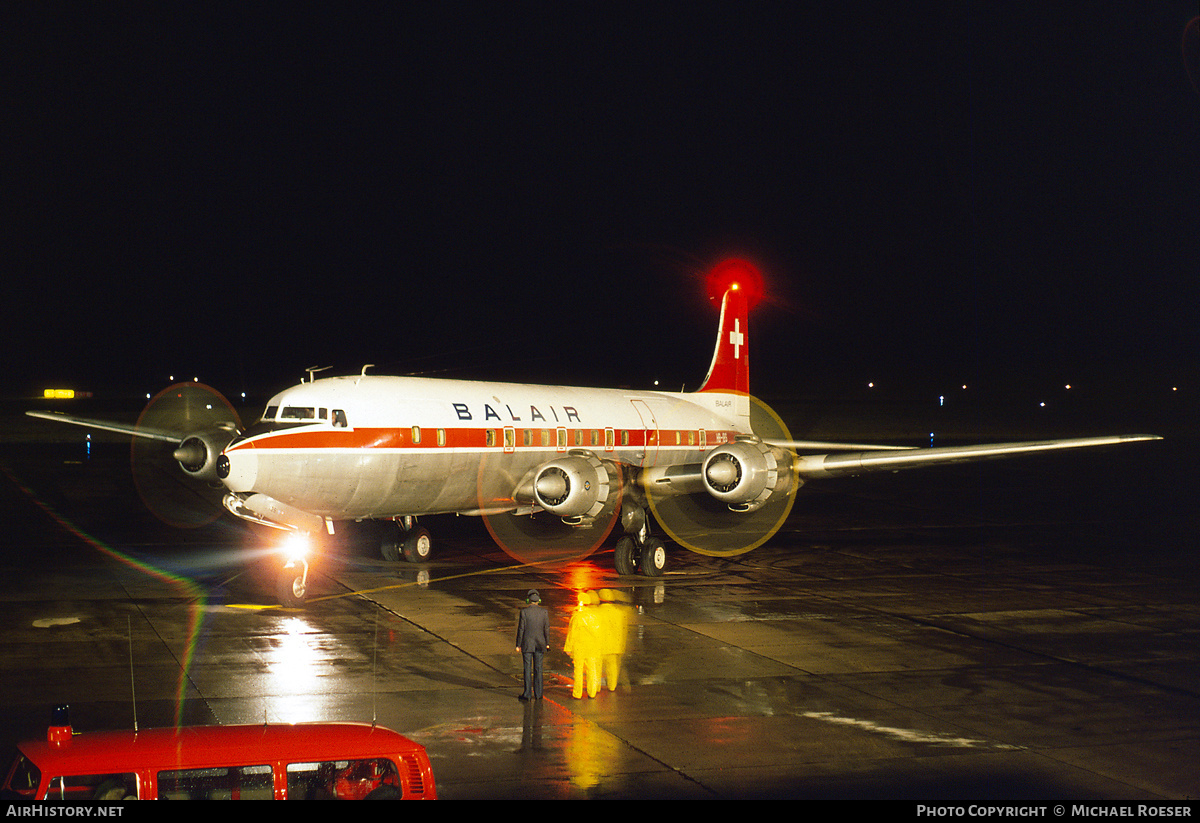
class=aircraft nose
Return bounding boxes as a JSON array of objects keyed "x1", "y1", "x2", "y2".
[{"x1": 217, "y1": 447, "x2": 258, "y2": 492}]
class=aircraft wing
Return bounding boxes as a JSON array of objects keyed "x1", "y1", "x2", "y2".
[
  {"x1": 25, "y1": 410, "x2": 181, "y2": 443},
  {"x1": 765, "y1": 439, "x2": 916, "y2": 451},
  {"x1": 791, "y1": 434, "x2": 1161, "y2": 479}
]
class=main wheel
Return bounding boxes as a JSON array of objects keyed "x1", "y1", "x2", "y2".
[
  {"x1": 614, "y1": 535, "x2": 638, "y2": 576},
  {"x1": 640, "y1": 537, "x2": 667, "y2": 577},
  {"x1": 402, "y1": 527, "x2": 433, "y2": 562},
  {"x1": 380, "y1": 522, "x2": 401, "y2": 562}
]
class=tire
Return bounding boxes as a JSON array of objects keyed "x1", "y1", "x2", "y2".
[
  {"x1": 614, "y1": 535, "x2": 638, "y2": 576},
  {"x1": 277, "y1": 569, "x2": 307, "y2": 607},
  {"x1": 380, "y1": 523, "x2": 401, "y2": 562},
  {"x1": 365, "y1": 785, "x2": 401, "y2": 799},
  {"x1": 640, "y1": 537, "x2": 667, "y2": 577},
  {"x1": 402, "y1": 527, "x2": 433, "y2": 562}
]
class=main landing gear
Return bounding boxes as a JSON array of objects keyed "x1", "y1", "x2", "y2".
[
  {"x1": 613, "y1": 501, "x2": 667, "y2": 577},
  {"x1": 614, "y1": 534, "x2": 667, "y2": 577},
  {"x1": 380, "y1": 517, "x2": 433, "y2": 563}
]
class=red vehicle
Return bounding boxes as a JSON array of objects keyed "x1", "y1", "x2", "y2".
[{"x1": 2, "y1": 707, "x2": 436, "y2": 800}]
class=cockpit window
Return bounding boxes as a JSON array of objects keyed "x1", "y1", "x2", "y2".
[{"x1": 234, "y1": 405, "x2": 346, "y2": 443}]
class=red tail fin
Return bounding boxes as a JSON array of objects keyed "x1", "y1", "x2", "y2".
[{"x1": 697, "y1": 285, "x2": 749, "y2": 396}]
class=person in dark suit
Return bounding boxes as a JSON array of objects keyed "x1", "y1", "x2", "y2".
[{"x1": 515, "y1": 589, "x2": 551, "y2": 700}]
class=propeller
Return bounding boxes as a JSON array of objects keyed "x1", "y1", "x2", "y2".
[
  {"x1": 646, "y1": 394, "x2": 797, "y2": 557},
  {"x1": 478, "y1": 449, "x2": 623, "y2": 568},
  {"x1": 131, "y1": 383, "x2": 242, "y2": 528}
]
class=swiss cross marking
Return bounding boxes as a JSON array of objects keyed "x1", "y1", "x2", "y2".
[{"x1": 729, "y1": 320, "x2": 744, "y2": 359}]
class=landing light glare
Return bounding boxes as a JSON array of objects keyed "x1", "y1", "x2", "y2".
[{"x1": 282, "y1": 533, "x2": 311, "y2": 562}]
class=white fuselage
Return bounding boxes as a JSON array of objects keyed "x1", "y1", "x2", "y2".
[{"x1": 220, "y1": 374, "x2": 746, "y2": 522}]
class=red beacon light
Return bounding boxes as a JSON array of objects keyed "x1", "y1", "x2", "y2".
[
  {"x1": 705, "y1": 258, "x2": 765, "y2": 309},
  {"x1": 47, "y1": 704, "x2": 73, "y2": 746}
]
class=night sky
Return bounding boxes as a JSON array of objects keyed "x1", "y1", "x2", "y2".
[{"x1": 4, "y1": 5, "x2": 1197, "y2": 407}]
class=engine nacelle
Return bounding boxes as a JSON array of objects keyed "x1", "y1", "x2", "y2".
[
  {"x1": 702, "y1": 439, "x2": 791, "y2": 512},
  {"x1": 532, "y1": 451, "x2": 613, "y2": 520},
  {"x1": 173, "y1": 428, "x2": 238, "y2": 483}
]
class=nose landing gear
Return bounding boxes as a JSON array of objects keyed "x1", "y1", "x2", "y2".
[
  {"x1": 276, "y1": 533, "x2": 312, "y2": 607},
  {"x1": 277, "y1": 556, "x2": 309, "y2": 607}
]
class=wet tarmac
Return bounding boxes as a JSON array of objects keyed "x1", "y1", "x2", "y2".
[{"x1": 0, "y1": 422, "x2": 1196, "y2": 800}]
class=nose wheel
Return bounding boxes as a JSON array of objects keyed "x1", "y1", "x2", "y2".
[{"x1": 277, "y1": 557, "x2": 309, "y2": 607}]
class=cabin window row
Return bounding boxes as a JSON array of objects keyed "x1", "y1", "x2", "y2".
[
  {"x1": 405, "y1": 427, "x2": 708, "y2": 449},
  {"x1": 476, "y1": 428, "x2": 705, "y2": 448}
]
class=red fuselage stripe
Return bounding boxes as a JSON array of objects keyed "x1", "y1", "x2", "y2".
[{"x1": 228, "y1": 427, "x2": 737, "y2": 451}]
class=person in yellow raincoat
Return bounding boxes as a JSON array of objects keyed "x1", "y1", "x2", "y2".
[
  {"x1": 597, "y1": 589, "x2": 631, "y2": 692},
  {"x1": 563, "y1": 590, "x2": 602, "y2": 699}
]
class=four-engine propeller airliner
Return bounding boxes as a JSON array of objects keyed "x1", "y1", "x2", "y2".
[{"x1": 29, "y1": 260, "x2": 1160, "y2": 605}]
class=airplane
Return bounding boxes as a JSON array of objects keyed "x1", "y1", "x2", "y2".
[{"x1": 28, "y1": 259, "x2": 1160, "y2": 605}]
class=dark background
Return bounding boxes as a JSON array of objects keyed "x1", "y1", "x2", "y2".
[{"x1": 4, "y1": 5, "x2": 1197, "y2": 420}]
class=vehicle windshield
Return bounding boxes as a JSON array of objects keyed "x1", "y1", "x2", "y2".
[{"x1": 1, "y1": 751, "x2": 40, "y2": 799}]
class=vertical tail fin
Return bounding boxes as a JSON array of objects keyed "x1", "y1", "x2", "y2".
[{"x1": 696, "y1": 285, "x2": 751, "y2": 431}]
